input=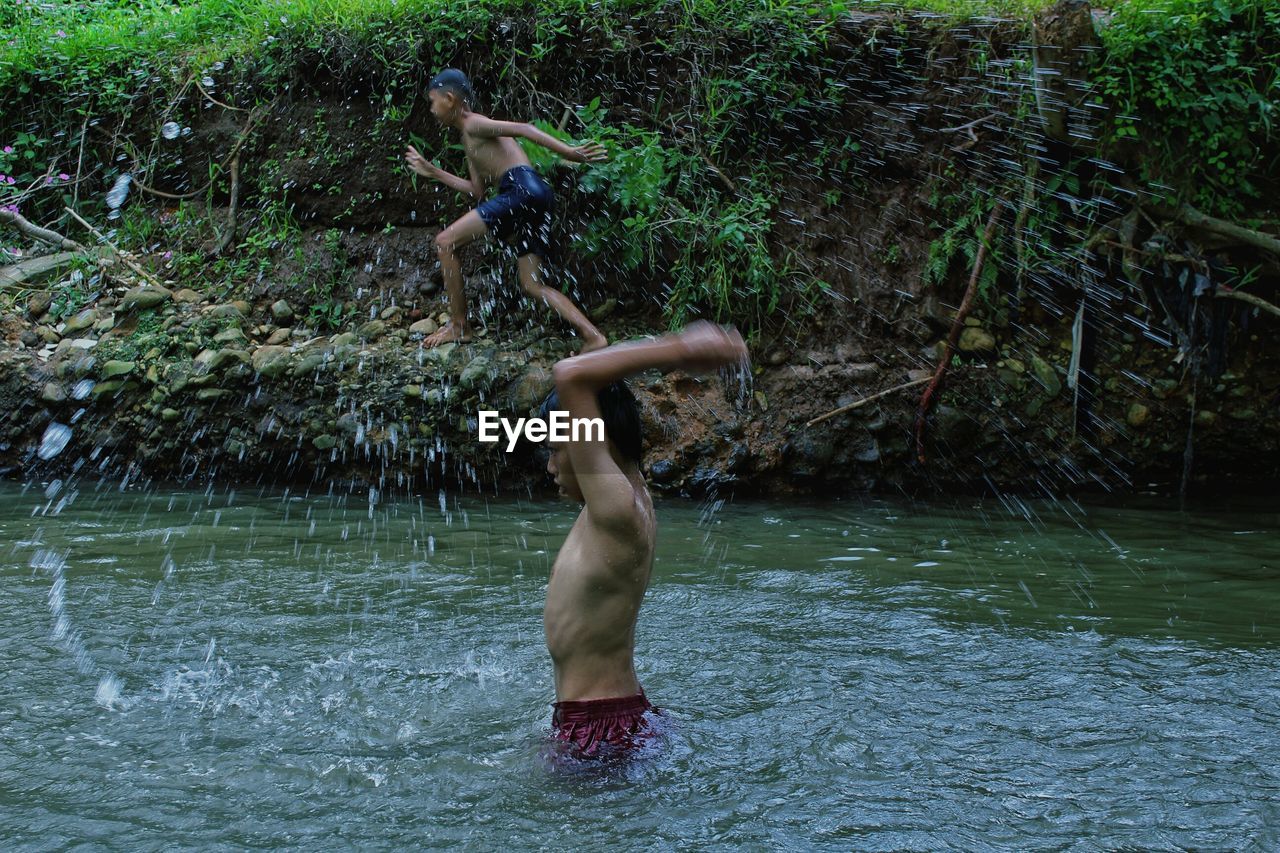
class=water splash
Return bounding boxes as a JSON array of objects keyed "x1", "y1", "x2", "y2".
[{"x1": 38, "y1": 422, "x2": 73, "y2": 460}]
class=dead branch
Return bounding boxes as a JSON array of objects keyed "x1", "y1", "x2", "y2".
[
  {"x1": 915, "y1": 197, "x2": 1007, "y2": 465},
  {"x1": 1150, "y1": 201, "x2": 1280, "y2": 257},
  {"x1": 805, "y1": 376, "x2": 931, "y2": 428},
  {"x1": 73, "y1": 115, "x2": 89, "y2": 207},
  {"x1": 195, "y1": 79, "x2": 249, "y2": 112},
  {"x1": 0, "y1": 248, "x2": 111, "y2": 291},
  {"x1": 940, "y1": 114, "x2": 1002, "y2": 134},
  {"x1": 209, "y1": 153, "x2": 241, "y2": 257},
  {"x1": 0, "y1": 208, "x2": 84, "y2": 251},
  {"x1": 63, "y1": 206, "x2": 165, "y2": 288},
  {"x1": 1216, "y1": 287, "x2": 1280, "y2": 319}
]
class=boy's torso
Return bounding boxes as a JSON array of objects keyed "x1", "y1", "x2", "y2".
[
  {"x1": 462, "y1": 127, "x2": 532, "y2": 187},
  {"x1": 544, "y1": 491, "x2": 656, "y2": 701}
]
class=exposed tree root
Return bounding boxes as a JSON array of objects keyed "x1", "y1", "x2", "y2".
[
  {"x1": 915, "y1": 196, "x2": 1007, "y2": 465},
  {"x1": 209, "y1": 152, "x2": 241, "y2": 258}
]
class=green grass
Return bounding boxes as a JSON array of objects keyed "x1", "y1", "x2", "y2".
[{"x1": 0, "y1": 0, "x2": 1064, "y2": 101}]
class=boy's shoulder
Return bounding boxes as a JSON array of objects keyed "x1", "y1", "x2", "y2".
[{"x1": 459, "y1": 111, "x2": 494, "y2": 132}]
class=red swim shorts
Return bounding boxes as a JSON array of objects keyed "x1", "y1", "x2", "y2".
[{"x1": 551, "y1": 691, "x2": 655, "y2": 757}]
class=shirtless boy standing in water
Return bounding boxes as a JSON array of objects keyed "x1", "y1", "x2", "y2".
[
  {"x1": 541, "y1": 321, "x2": 748, "y2": 756},
  {"x1": 404, "y1": 69, "x2": 608, "y2": 352}
]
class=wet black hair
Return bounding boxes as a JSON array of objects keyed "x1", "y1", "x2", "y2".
[
  {"x1": 429, "y1": 69, "x2": 474, "y2": 106},
  {"x1": 539, "y1": 381, "x2": 643, "y2": 464}
]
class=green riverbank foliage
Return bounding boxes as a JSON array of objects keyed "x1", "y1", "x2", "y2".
[
  {"x1": 2, "y1": 0, "x2": 1277, "y2": 326},
  {"x1": 1092, "y1": 0, "x2": 1280, "y2": 219}
]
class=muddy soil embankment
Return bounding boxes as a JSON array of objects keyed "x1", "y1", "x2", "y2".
[{"x1": 2, "y1": 9, "x2": 1277, "y2": 498}]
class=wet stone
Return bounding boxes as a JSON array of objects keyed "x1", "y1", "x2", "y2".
[
  {"x1": 267, "y1": 328, "x2": 291, "y2": 345},
  {"x1": 293, "y1": 353, "x2": 326, "y2": 376},
  {"x1": 423, "y1": 342, "x2": 457, "y2": 364},
  {"x1": 101, "y1": 360, "x2": 135, "y2": 379},
  {"x1": 161, "y1": 408, "x2": 180, "y2": 422},
  {"x1": 63, "y1": 309, "x2": 97, "y2": 334},
  {"x1": 336, "y1": 413, "x2": 360, "y2": 434},
  {"x1": 409, "y1": 318, "x2": 439, "y2": 337},
  {"x1": 271, "y1": 300, "x2": 294, "y2": 322},
  {"x1": 1030, "y1": 355, "x2": 1061, "y2": 398},
  {"x1": 91, "y1": 379, "x2": 130, "y2": 398},
  {"x1": 251, "y1": 345, "x2": 292, "y2": 377},
  {"x1": 958, "y1": 327, "x2": 996, "y2": 355},
  {"x1": 27, "y1": 293, "x2": 54, "y2": 318},
  {"x1": 1126, "y1": 402, "x2": 1150, "y2": 428},
  {"x1": 459, "y1": 356, "x2": 492, "y2": 389},
  {"x1": 357, "y1": 320, "x2": 386, "y2": 341},
  {"x1": 213, "y1": 327, "x2": 248, "y2": 346},
  {"x1": 120, "y1": 285, "x2": 173, "y2": 312},
  {"x1": 312, "y1": 434, "x2": 337, "y2": 450},
  {"x1": 173, "y1": 288, "x2": 203, "y2": 303},
  {"x1": 41, "y1": 382, "x2": 66, "y2": 404},
  {"x1": 509, "y1": 366, "x2": 553, "y2": 412},
  {"x1": 1195, "y1": 410, "x2": 1219, "y2": 428},
  {"x1": 331, "y1": 332, "x2": 359, "y2": 347},
  {"x1": 196, "y1": 388, "x2": 232, "y2": 402},
  {"x1": 207, "y1": 303, "x2": 245, "y2": 321}
]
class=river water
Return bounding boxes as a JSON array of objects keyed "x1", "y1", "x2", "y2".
[{"x1": 2, "y1": 480, "x2": 1277, "y2": 849}]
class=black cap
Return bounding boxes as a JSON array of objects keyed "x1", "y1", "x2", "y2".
[{"x1": 429, "y1": 69, "x2": 473, "y2": 104}]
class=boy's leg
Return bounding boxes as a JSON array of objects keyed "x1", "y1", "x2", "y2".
[
  {"x1": 516, "y1": 253, "x2": 607, "y2": 353},
  {"x1": 424, "y1": 211, "x2": 489, "y2": 347}
]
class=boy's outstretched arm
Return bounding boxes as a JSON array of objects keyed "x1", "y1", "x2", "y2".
[
  {"x1": 551, "y1": 322, "x2": 748, "y2": 526},
  {"x1": 464, "y1": 115, "x2": 607, "y2": 163},
  {"x1": 553, "y1": 322, "x2": 748, "y2": 395},
  {"x1": 405, "y1": 145, "x2": 483, "y2": 200}
]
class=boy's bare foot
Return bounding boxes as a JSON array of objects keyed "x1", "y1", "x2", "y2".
[
  {"x1": 422, "y1": 323, "x2": 472, "y2": 347},
  {"x1": 580, "y1": 333, "x2": 608, "y2": 354}
]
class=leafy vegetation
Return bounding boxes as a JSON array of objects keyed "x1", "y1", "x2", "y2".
[
  {"x1": 2, "y1": 0, "x2": 1276, "y2": 329},
  {"x1": 1092, "y1": 0, "x2": 1280, "y2": 218}
]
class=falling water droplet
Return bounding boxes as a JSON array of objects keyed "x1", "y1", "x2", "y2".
[
  {"x1": 105, "y1": 173, "x2": 132, "y2": 211},
  {"x1": 38, "y1": 423, "x2": 73, "y2": 460}
]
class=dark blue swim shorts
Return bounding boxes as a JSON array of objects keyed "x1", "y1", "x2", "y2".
[{"x1": 476, "y1": 165, "x2": 554, "y2": 260}]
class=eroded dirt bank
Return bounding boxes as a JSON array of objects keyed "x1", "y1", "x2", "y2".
[{"x1": 2, "y1": 9, "x2": 1277, "y2": 498}]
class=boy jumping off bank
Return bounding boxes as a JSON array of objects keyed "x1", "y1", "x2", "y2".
[
  {"x1": 405, "y1": 69, "x2": 609, "y2": 352},
  {"x1": 542, "y1": 321, "x2": 748, "y2": 756}
]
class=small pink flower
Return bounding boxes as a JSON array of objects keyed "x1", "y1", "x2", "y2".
[
  {"x1": 162, "y1": 251, "x2": 173, "y2": 260},
  {"x1": 5, "y1": 176, "x2": 15, "y2": 185},
  {"x1": 55, "y1": 30, "x2": 67, "y2": 38},
  {"x1": 58, "y1": 172, "x2": 70, "y2": 181},
  {"x1": 1, "y1": 146, "x2": 12, "y2": 154}
]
